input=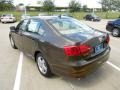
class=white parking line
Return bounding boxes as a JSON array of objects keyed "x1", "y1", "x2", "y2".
[
  {"x1": 107, "y1": 61, "x2": 120, "y2": 71},
  {"x1": 13, "y1": 52, "x2": 23, "y2": 90}
]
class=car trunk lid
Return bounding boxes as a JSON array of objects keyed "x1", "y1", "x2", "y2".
[{"x1": 62, "y1": 29, "x2": 109, "y2": 59}]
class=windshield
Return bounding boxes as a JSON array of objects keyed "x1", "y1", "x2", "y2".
[
  {"x1": 48, "y1": 18, "x2": 94, "y2": 35},
  {"x1": 91, "y1": 14, "x2": 98, "y2": 18}
]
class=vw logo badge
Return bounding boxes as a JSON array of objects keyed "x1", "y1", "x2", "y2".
[{"x1": 99, "y1": 36, "x2": 103, "y2": 42}]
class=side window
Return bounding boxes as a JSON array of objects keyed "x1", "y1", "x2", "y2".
[
  {"x1": 17, "y1": 20, "x2": 29, "y2": 31},
  {"x1": 27, "y1": 20, "x2": 40, "y2": 33},
  {"x1": 38, "y1": 25, "x2": 45, "y2": 35}
]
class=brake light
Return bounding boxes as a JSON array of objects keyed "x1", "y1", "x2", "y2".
[
  {"x1": 106, "y1": 34, "x2": 110, "y2": 44},
  {"x1": 64, "y1": 45, "x2": 91, "y2": 57}
]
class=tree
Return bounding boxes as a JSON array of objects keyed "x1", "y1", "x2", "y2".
[
  {"x1": 43, "y1": 0, "x2": 55, "y2": 12},
  {"x1": 82, "y1": 5, "x2": 88, "y2": 12},
  {"x1": 0, "y1": 0, "x2": 13, "y2": 4},
  {"x1": 99, "y1": 0, "x2": 120, "y2": 11},
  {"x1": 99, "y1": 0, "x2": 110, "y2": 11},
  {"x1": 0, "y1": 0, "x2": 14, "y2": 11},
  {"x1": 69, "y1": 0, "x2": 81, "y2": 12},
  {"x1": 37, "y1": 1, "x2": 43, "y2": 5},
  {"x1": 113, "y1": 0, "x2": 120, "y2": 11},
  {"x1": 18, "y1": 3, "x2": 24, "y2": 6}
]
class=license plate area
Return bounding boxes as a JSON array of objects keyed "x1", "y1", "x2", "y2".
[{"x1": 95, "y1": 43, "x2": 104, "y2": 54}]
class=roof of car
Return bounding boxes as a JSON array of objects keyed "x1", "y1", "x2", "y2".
[{"x1": 30, "y1": 15, "x2": 72, "y2": 20}]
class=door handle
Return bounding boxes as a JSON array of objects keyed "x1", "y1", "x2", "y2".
[
  {"x1": 24, "y1": 33, "x2": 31, "y2": 36},
  {"x1": 32, "y1": 38, "x2": 35, "y2": 40}
]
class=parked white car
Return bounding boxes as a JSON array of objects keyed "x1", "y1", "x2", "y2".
[
  {"x1": 1, "y1": 14, "x2": 16, "y2": 23},
  {"x1": 21, "y1": 14, "x2": 30, "y2": 20}
]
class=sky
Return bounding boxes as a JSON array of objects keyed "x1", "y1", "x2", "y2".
[{"x1": 13, "y1": 0, "x2": 101, "y2": 8}]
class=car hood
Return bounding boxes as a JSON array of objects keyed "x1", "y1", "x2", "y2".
[{"x1": 94, "y1": 16, "x2": 100, "y2": 19}]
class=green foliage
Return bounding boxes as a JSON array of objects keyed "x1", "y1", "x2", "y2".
[
  {"x1": 113, "y1": 0, "x2": 120, "y2": 11},
  {"x1": 99, "y1": 0, "x2": 120, "y2": 11},
  {"x1": 69, "y1": 0, "x2": 81, "y2": 12},
  {"x1": 82, "y1": 5, "x2": 88, "y2": 12},
  {"x1": 0, "y1": 0, "x2": 14, "y2": 11},
  {"x1": 99, "y1": 0, "x2": 111, "y2": 11},
  {"x1": 43, "y1": 0, "x2": 55, "y2": 12}
]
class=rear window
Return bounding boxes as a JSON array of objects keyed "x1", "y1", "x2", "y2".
[
  {"x1": 91, "y1": 14, "x2": 98, "y2": 17},
  {"x1": 27, "y1": 20, "x2": 41, "y2": 33},
  {"x1": 48, "y1": 18, "x2": 94, "y2": 35}
]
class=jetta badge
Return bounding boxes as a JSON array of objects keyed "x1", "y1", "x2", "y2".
[{"x1": 99, "y1": 36, "x2": 103, "y2": 42}]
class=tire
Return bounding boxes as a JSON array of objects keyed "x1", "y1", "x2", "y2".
[
  {"x1": 36, "y1": 53, "x2": 52, "y2": 77},
  {"x1": 112, "y1": 28, "x2": 120, "y2": 37},
  {"x1": 2, "y1": 22, "x2": 6, "y2": 24},
  {"x1": 10, "y1": 36, "x2": 17, "y2": 49}
]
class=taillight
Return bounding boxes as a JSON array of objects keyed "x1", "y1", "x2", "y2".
[
  {"x1": 64, "y1": 45, "x2": 91, "y2": 57},
  {"x1": 106, "y1": 34, "x2": 110, "y2": 44}
]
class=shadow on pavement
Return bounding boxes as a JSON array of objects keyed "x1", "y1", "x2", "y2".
[{"x1": 62, "y1": 65, "x2": 111, "y2": 88}]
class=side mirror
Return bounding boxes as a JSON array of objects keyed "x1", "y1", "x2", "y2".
[{"x1": 10, "y1": 26, "x2": 16, "y2": 32}]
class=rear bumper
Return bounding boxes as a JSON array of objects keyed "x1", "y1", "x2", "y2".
[
  {"x1": 1, "y1": 19, "x2": 15, "y2": 22},
  {"x1": 51, "y1": 47, "x2": 110, "y2": 78}
]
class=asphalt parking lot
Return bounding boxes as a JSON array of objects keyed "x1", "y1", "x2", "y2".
[{"x1": 0, "y1": 19, "x2": 120, "y2": 90}]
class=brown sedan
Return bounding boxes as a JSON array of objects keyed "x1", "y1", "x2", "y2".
[{"x1": 9, "y1": 16, "x2": 110, "y2": 78}]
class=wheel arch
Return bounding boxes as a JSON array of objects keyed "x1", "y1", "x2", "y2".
[{"x1": 34, "y1": 50, "x2": 42, "y2": 62}]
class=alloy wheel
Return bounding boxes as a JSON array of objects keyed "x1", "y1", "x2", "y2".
[
  {"x1": 37, "y1": 56, "x2": 47, "y2": 74},
  {"x1": 112, "y1": 28, "x2": 120, "y2": 37}
]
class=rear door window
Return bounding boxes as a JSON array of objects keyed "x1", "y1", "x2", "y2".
[
  {"x1": 38, "y1": 25, "x2": 45, "y2": 35},
  {"x1": 27, "y1": 19, "x2": 41, "y2": 33},
  {"x1": 27, "y1": 19, "x2": 45, "y2": 36}
]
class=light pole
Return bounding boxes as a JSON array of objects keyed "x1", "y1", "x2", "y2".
[
  {"x1": 24, "y1": 6, "x2": 27, "y2": 15},
  {"x1": 92, "y1": 8, "x2": 95, "y2": 14},
  {"x1": 24, "y1": 4, "x2": 30, "y2": 15}
]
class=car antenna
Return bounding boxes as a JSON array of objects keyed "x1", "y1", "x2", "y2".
[{"x1": 58, "y1": 14, "x2": 61, "y2": 19}]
